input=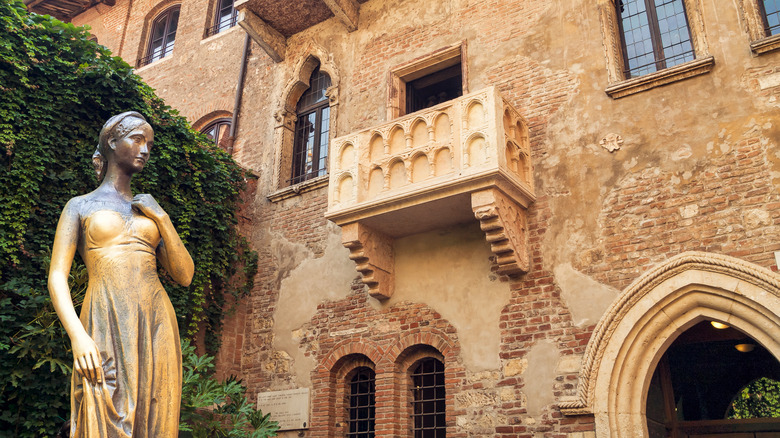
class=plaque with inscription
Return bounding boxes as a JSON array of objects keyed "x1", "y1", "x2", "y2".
[{"x1": 256, "y1": 388, "x2": 310, "y2": 430}]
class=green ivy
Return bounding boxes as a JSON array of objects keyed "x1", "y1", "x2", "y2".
[{"x1": 0, "y1": 1, "x2": 258, "y2": 436}]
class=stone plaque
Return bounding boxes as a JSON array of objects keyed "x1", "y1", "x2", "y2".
[{"x1": 256, "y1": 388, "x2": 310, "y2": 430}]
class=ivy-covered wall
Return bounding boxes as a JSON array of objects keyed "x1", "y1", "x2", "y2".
[{"x1": 0, "y1": 1, "x2": 256, "y2": 435}]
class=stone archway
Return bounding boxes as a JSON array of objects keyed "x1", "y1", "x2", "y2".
[{"x1": 560, "y1": 251, "x2": 780, "y2": 438}]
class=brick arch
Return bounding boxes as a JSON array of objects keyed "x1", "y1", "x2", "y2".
[
  {"x1": 320, "y1": 339, "x2": 383, "y2": 372},
  {"x1": 311, "y1": 341, "x2": 382, "y2": 438},
  {"x1": 383, "y1": 329, "x2": 461, "y2": 437},
  {"x1": 386, "y1": 328, "x2": 456, "y2": 366},
  {"x1": 192, "y1": 109, "x2": 232, "y2": 132},
  {"x1": 559, "y1": 251, "x2": 780, "y2": 438}
]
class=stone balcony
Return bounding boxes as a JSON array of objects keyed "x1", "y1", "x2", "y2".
[{"x1": 326, "y1": 86, "x2": 535, "y2": 299}]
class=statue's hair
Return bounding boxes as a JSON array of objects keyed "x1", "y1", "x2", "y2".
[{"x1": 92, "y1": 111, "x2": 148, "y2": 180}]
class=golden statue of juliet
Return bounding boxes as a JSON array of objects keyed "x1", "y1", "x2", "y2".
[{"x1": 48, "y1": 112, "x2": 194, "y2": 437}]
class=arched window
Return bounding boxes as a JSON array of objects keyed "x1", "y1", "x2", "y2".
[
  {"x1": 646, "y1": 321, "x2": 780, "y2": 437},
  {"x1": 346, "y1": 367, "x2": 375, "y2": 438},
  {"x1": 201, "y1": 118, "x2": 231, "y2": 149},
  {"x1": 139, "y1": 5, "x2": 180, "y2": 67},
  {"x1": 760, "y1": 0, "x2": 780, "y2": 36},
  {"x1": 615, "y1": 0, "x2": 695, "y2": 78},
  {"x1": 410, "y1": 358, "x2": 445, "y2": 438},
  {"x1": 205, "y1": 0, "x2": 238, "y2": 37},
  {"x1": 290, "y1": 66, "x2": 331, "y2": 185}
]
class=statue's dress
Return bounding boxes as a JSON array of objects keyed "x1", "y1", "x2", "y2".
[{"x1": 71, "y1": 208, "x2": 180, "y2": 438}]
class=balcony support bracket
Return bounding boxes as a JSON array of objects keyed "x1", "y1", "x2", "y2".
[
  {"x1": 341, "y1": 222, "x2": 395, "y2": 300},
  {"x1": 321, "y1": 0, "x2": 359, "y2": 32},
  {"x1": 237, "y1": 9, "x2": 286, "y2": 62},
  {"x1": 472, "y1": 188, "x2": 530, "y2": 276}
]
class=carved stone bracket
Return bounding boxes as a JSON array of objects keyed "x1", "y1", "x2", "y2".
[
  {"x1": 471, "y1": 188, "x2": 530, "y2": 275},
  {"x1": 340, "y1": 222, "x2": 395, "y2": 300},
  {"x1": 237, "y1": 9, "x2": 286, "y2": 62}
]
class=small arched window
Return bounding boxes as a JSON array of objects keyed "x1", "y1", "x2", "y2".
[
  {"x1": 410, "y1": 358, "x2": 446, "y2": 438},
  {"x1": 346, "y1": 367, "x2": 375, "y2": 438},
  {"x1": 201, "y1": 118, "x2": 231, "y2": 149},
  {"x1": 139, "y1": 5, "x2": 180, "y2": 67},
  {"x1": 290, "y1": 66, "x2": 331, "y2": 185},
  {"x1": 206, "y1": 0, "x2": 238, "y2": 36}
]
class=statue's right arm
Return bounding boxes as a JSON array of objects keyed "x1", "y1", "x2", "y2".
[{"x1": 48, "y1": 199, "x2": 103, "y2": 385}]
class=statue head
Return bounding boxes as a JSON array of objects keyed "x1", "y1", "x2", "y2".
[{"x1": 93, "y1": 112, "x2": 151, "y2": 180}]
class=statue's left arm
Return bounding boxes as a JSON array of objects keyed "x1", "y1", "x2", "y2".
[{"x1": 132, "y1": 194, "x2": 194, "y2": 287}]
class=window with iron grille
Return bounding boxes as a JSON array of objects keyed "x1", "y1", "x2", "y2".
[
  {"x1": 346, "y1": 367, "x2": 375, "y2": 438},
  {"x1": 205, "y1": 0, "x2": 238, "y2": 37},
  {"x1": 760, "y1": 0, "x2": 780, "y2": 36},
  {"x1": 139, "y1": 6, "x2": 180, "y2": 67},
  {"x1": 202, "y1": 118, "x2": 231, "y2": 149},
  {"x1": 410, "y1": 358, "x2": 445, "y2": 438},
  {"x1": 290, "y1": 66, "x2": 331, "y2": 185},
  {"x1": 616, "y1": 0, "x2": 695, "y2": 78}
]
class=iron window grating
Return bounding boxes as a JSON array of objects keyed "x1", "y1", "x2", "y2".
[
  {"x1": 410, "y1": 358, "x2": 446, "y2": 438},
  {"x1": 617, "y1": 0, "x2": 695, "y2": 78},
  {"x1": 346, "y1": 368, "x2": 375, "y2": 438}
]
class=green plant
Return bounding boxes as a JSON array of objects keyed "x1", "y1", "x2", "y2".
[
  {"x1": 727, "y1": 377, "x2": 780, "y2": 419},
  {"x1": 0, "y1": 1, "x2": 257, "y2": 435},
  {"x1": 180, "y1": 339, "x2": 280, "y2": 438}
]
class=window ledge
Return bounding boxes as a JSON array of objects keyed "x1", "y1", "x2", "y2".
[
  {"x1": 134, "y1": 54, "x2": 173, "y2": 73},
  {"x1": 201, "y1": 24, "x2": 242, "y2": 45},
  {"x1": 267, "y1": 174, "x2": 329, "y2": 203},
  {"x1": 751, "y1": 34, "x2": 780, "y2": 55},
  {"x1": 605, "y1": 56, "x2": 715, "y2": 99}
]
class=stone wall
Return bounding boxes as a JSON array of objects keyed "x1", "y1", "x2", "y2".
[{"x1": 68, "y1": 0, "x2": 780, "y2": 436}]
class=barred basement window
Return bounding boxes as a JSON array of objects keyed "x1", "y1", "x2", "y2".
[
  {"x1": 410, "y1": 358, "x2": 445, "y2": 438},
  {"x1": 347, "y1": 367, "x2": 375, "y2": 438},
  {"x1": 290, "y1": 66, "x2": 331, "y2": 185},
  {"x1": 202, "y1": 118, "x2": 231, "y2": 148},
  {"x1": 616, "y1": 0, "x2": 695, "y2": 78},
  {"x1": 139, "y1": 5, "x2": 180, "y2": 67},
  {"x1": 205, "y1": 0, "x2": 238, "y2": 37},
  {"x1": 760, "y1": 0, "x2": 780, "y2": 36}
]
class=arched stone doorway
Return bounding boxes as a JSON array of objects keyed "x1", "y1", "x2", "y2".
[{"x1": 559, "y1": 252, "x2": 780, "y2": 438}]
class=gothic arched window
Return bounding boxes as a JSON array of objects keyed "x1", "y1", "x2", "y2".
[{"x1": 290, "y1": 66, "x2": 331, "y2": 185}]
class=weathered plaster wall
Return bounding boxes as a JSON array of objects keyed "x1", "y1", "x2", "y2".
[
  {"x1": 274, "y1": 224, "x2": 356, "y2": 388},
  {"x1": 387, "y1": 224, "x2": 511, "y2": 371}
]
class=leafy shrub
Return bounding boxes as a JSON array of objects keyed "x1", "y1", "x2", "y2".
[
  {"x1": 727, "y1": 377, "x2": 780, "y2": 419},
  {"x1": 0, "y1": 1, "x2": 257, "y2": 435},
  {"x1": 180, "y1": 340, "x2": 280, "y2": 438}
]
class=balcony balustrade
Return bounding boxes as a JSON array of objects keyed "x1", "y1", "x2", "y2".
[{"x1": 326, "y1": 86, "x2": 536, "y2": 299}]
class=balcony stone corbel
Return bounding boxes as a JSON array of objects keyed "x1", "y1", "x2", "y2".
[
  {"x1": 471, "y1": 188, "x2": 530, "y2": 275},
  {"x1": 236, "y1": 9, "x2": 286, "y2": 62},
  {"x1": 341, "y1": 222, "x2": 394, "y2": 300},
  {"x1": 321, "y1": 0, "x2": 359, "y2": 32}
]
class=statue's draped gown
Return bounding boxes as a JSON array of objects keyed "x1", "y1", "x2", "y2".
[{"x1": 71, "y1": 208, "x2": 180, "y2": 438}]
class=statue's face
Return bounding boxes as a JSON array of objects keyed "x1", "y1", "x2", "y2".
[{"x1": 111, "y1": 122, "x2": 154, "y2": 174}]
